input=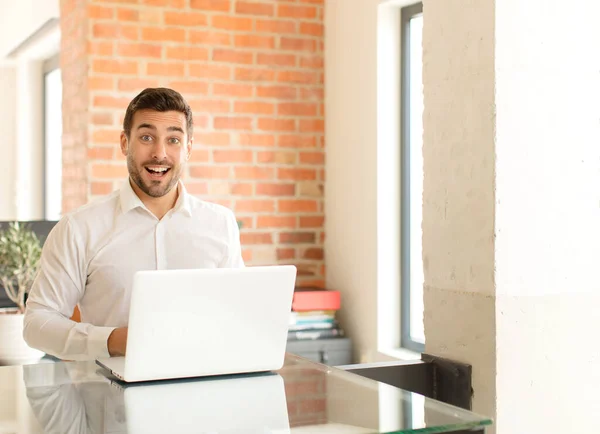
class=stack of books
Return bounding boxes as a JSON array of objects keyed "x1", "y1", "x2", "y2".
[{"x1": 288, "y1": 287, "x2": 345, "y2": 341}]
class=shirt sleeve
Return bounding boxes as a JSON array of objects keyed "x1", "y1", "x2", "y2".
[
  {"x1": 23, "y1": 217, "x2": 116, "y2": 361},
  {"x1": 219, "y1": 210, "x2": 245, "y2": 268}
]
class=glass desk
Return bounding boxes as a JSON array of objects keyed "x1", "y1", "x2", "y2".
[{"x1": 0, "y1": 354, "x2": 491, "y2": 433}]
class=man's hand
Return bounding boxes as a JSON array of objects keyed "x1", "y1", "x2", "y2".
[{"x1": 107, "y1": 327, "x2": 128, "y2": 357}]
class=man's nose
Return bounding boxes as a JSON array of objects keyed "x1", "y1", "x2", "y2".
[{"x1": 151, "y1": 142, "x2": 167, "y2": 160}]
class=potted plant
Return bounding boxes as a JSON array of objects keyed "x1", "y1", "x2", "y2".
[{"x1": 0, "y1": 222, "x2": 45, "y2": 365}]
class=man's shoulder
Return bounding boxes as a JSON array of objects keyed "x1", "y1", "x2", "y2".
[
  {"x1": 61, "y1": 191, "x2": 121, "y2": 229},
  {"x1": 187, "y1": 195, "x2": 236, "y2": 222}
]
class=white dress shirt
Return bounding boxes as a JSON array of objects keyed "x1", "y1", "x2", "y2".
[{"x1": 23, "y1": 179, "x2": 244, "y2": 361}]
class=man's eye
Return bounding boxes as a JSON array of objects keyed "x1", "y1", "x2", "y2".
[
  {"x1": 169, "y1": 137, "x2": 181, "y2": 144},
  {"x1": 141, "y1": 135, "x2": 153, "y2": 142}
]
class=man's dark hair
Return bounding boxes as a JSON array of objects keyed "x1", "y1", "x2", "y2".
[{"x1": 122, "y1": 87, "x2": 193, "y2": 138}]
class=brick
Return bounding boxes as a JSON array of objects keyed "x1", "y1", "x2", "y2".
[
  {"x1": 234, "y1": 67, "x2": 275, "y2": 81},
  {"x1": 87, "y1": 147, "x2": 114, "y2": 159},
  {"x1": 117, "y1": 42, "x2": 162, "y2": 58},
  {"x1": 299, "y1": 151, "x2": 324, "y2": 165},
  {"x1": 189, "y1": 30, "x2": 231, "y2": 46},
  {"x1": 234, "y1": 166, "x2": 274, "y2": 180},
  {"x1": 298, "y1": 181, "x2": 323, "y2": 197},
  {"x1": 142, "y1": 27, "x2": 185, "y2": 42},
  {"x1": 277, "y1": 248, "x2": 295, "y2": 260},
  {"x1": 212, "y1": 15, "x2": 253, "y2": 31},
  {"x1": 116, "y1": 8, "x2": 137, "y2": 21},
  {"x1": 234, "y1": 101, "x2": 274, "y2": 115},
  {"x1": 240, "y1": 233, "x2": 273, "y2": 245},
  {"x1": 242, "y1": 249, "x2": 253, "y2": 262},
  {"x1": 88, "y1": 5, "x2": 114, "y2": 19},
  {"x1": 165, "y1": 11, "x2": 208, "y2": 26},
  {"x1": 303, "y1": 247, "x2": 324, "y2": 260},
  {"x1": 91, "y1": 164, "x2": 128, "y2": 179},
  {"x1": 256, "y1": 183, "x2": 295, "y2": 196},
  {"x1": 93, "y1": 96, "x2": 132, "y2": 109},
  {"x1": 185, "y1": 182, "x2": 209, "y2": 195},
  {"x1": 281, "y1": 37, "x2": 317, "y2": 52},
  {"x1": 258, "y1": 118, "x2": 296, "y2": 132},
  {"x1": 236, "y1": 200, "x2": 275, "y2": 212},
  {"x1": 213, "y1": 83, "x2": 254, "y2": 97},
  {"x1": 168, "y1": 81, "x2": 209, "y2": 94},
  {"x1": 257, "y1": 151, "x2": 296, "y2": 164},
  {"x1": 188, "y1": 150, "x2": 210, "y2": 162},
  {"x1": 139, "y1": 9, "x2": 162, "y2": 24},
  {"x1": 300, "y1": 55, "x2": 324, "y2": 69},
  {"x1": 147, "y1": 62, "x2": 185, "y2": 76},
  {"x1": 92, "y1": 129, "x2": 121, "y2": 144},
  {"x1": 88, "y1": 41, "x2": 114, "y2": 56},
  {"x1": 214, "y1": 117, "x2": 253, "y2": 130},
  {"x1": 300, "y1": 119, "x2": 324, "y2": 132},
  {"x1": 300, "y1": 88, "x2": 324, "y2": 100},
  {"x1": 257, "y1": 53, "x2": 296, "y2": 67},
  {"x1": 279, "y1": 199, "x2": 318, "y2": 213},
  {"x1": 212, "y1": 150, "x2": 254, "y2": 163},
  {"x1": 145, "y1": 0, "x2": 185, "y2": 6},
  {"x1": 231, "y1": 183, "x2": 253, "y2": 195},
  {"x1": 257, "y1": 216, "x2": 296, "y2": 228},
  {"x1": 278, "y1": 4, "x2": 317, "y2": 19},
  {"x1": 278, "y1": 168, "x2": 317, "y2": 180},
  {"x1": 236, "y1": 1, "x2": 274, "y2": 16},
  {"x1": 92, "y1": 23, "x2": 119, "y2": 39},
  {"x1": 278, "y1": 102, "x2": 318, "y2": 117},
  {"x1": 213, "y1": 49, "x2": 254, "y2": 64},
  {"x1": 194, "y1": 132, "x2": 230, "y2": 146},
  {"x1": 189, "y1": 165, "x2": 230, "y2": 179},
  {"x1": 234, "y1": 34, "x2": 275, "y2": 49},
  {"x1": 88, "y1": 76, "x2": 115, "y2": 90},
  {"x1": 280, "y1": 232, "x2": 316, "y2": 244},
  {"x1": 118, "y1": 78, "x2": 160, "y2": 91},
  {"x1": 300, "y1": 22, "x2": 324, "y2": 37},
  {"x1": 190, "y1": 0, "x2": 230, "y2": 11},
  {"x1": 91, "y1": 182, "x2": 113, "y2": 195},
  {"x1": 188, "y1": 63, "x2": 231, "y2": 80},
  {"x1": 256, "y1": 19, "x2": 296, "y2": 34},
  {"x1": 257, "y1": 85, "x2": 297, "y2": 99},
  {"x1": 299, "y1": 216, "x2": 324, "y2": 228},
  {"x1": 277, "y1": 70, "x2": 319, "y2": 84},
  {"x1": 278, "y1": 135, "x2": 317, "y2": 148},
  {"x1": 189, "y1": 98, "x2": 231, "y2": 113},
  {"x1": 91, "y1": 113, "x2": 114, "y2": 125},
  {"x1": 166, "y1": 46, "x2": 209, "y2": 61},
  {"x1": 238, "y1": 134, "x2": 275, "y2": 147}
]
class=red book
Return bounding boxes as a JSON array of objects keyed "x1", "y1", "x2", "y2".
[{"x1": 292, "y1": 289, "x2": 341, "y2": 312}]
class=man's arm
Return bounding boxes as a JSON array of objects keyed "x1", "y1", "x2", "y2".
[{"x1": 23, "y1": 218, "x2": 116, "y2": 361}]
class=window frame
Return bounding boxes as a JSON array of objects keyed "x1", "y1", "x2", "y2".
[
  {"x1": 42, "y1": 53, "x2": 61, "y2": 220},
  {"x1": 400, "y1": 2, "x2": 425, "y2": 353}
]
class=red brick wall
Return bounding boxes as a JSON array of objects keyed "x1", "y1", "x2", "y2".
[{"x1": 59, "y1": 0, "x2": 325, "y2": 287}]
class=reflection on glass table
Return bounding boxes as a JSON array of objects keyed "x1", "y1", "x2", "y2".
[{"x1": 9, "y1": 353, "x2": 491, "y2": 433}]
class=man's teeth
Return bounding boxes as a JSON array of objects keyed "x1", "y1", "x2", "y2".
[{"x1": 147, "y1": 167, "x2": 168, "y2": 173}]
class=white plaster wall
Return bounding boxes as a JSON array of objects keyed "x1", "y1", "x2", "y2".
[
  {"x1": 325, "y1": 0, "x2": 417, "y2": 364},
  {"x1": 0, "y1": 0, "x2": 59, "y2": 57},
  {"x1": 494, "y1": 0, "x2": 600, "y2": 432},
  {"x1": 0, "y1": 65, "x2": 17, "y2": 220}
]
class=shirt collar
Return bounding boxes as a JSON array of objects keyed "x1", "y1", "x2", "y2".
[{"x1": 119, "y1": 178, "x2": 192, "y2": 217}]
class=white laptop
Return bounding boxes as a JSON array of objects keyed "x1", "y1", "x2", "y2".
[
  {"x1": 96, "y1": 265, "x2": 297, "y2": 383},
  {"x1": 106, "y1": 372, "x2": 291, "y2": 434}
]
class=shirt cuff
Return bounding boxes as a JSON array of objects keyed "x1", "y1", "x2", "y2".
[{"x1": 87, "y1": 326, "x2": 116, "y2": 359}]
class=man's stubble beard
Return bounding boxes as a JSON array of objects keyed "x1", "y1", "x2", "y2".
[{"x1": 126, "y1": 152, "x2": 183, "y2": 198}]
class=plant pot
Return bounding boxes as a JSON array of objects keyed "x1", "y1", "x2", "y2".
[{"x1": 0, "y1": 308, "x2": 45, "y2": 365}]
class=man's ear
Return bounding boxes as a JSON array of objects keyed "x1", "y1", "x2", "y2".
[
  {"x1": 186, "y1": 137, "x2": 193, "y2": 161},
  {"x1": 120, "y1": 132, "x2": 128, "y2": 156}
]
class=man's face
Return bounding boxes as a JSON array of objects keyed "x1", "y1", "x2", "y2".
[{"x1": 120, "y1": 109, "x2": 192, "y2": 198}]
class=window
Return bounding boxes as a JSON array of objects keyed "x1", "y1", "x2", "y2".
[
  {"x1": 43, "y1": 54, "x2": 62, "y2": 221},
  {"x1": 401, "y1": 3, "x2": 424, "y2": 352}
]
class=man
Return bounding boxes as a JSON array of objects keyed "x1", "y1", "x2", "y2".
[{"x1": 23, "y1": 88, "x2": 244, "y2": 361}]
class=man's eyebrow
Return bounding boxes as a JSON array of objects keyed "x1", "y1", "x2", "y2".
[
  {"x1": 137, "y1": 123, "x2": 156, "y2": 130},
  {"x1": 167, "y1": 126, "x2": 185, "y2": 134}
]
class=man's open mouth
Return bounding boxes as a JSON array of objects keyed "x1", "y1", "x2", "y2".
[{"x1": 145, "y1": 166, "x2": 171, "y2": 177}]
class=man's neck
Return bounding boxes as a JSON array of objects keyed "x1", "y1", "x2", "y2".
[{"x1": 129, "y1": 179, "x2": 179, "y2": 220}]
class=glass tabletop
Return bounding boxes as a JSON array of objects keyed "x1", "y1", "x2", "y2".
[{"x1": 0, "y1": 354, "x2": 491, "y2": 433}]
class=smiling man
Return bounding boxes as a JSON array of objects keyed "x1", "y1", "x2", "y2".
[{"x1": 23, "y1": 88, "x2": 244, "y2": 361}]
